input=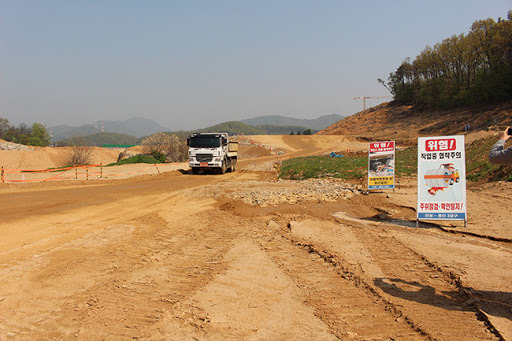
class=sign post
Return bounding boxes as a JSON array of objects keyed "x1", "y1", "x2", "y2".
[
  {"x1": 417, "y1": 135, "x2": 467, "y2": 226},
  {"x1": 368, "y1": 141, "x2": 395, "y2": 191}
]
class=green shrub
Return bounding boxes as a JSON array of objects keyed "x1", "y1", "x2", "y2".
[
  {"x1": 106, "y1": 154, "x2": 163, "y2": 166},
  {"x1": 151, "y1": 151, "x2": 167, "y2": 163}
]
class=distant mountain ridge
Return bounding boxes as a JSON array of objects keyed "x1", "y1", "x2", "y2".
[
  {"x1": 170, "y1": 122, "x2": 315, "y2": 138},
  {"x1": 49, "y1": 114, "x2": 342, "y2": 143},
  {"x1": 240, "y1": 114, "x2": 343, "y2": 130},
  {"x1": 49, "y1": 117, "x2": 168, "y2": 142},
  {"x1": 57, "y1": 132, "x2": 139, "y2": 147}
]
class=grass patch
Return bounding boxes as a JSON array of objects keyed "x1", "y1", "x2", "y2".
[
  {"x1": 279, "y1": 156, "x2": 367, "y2": 180},
  {"x1": 279, "y1": 141, "x2": 511, "y2": 182},
  {"x1": 396, "y1": 146, "x2": 417, "y2": 176},
  {"x1": 279, "y1": 148, "x2": 419, "y2": 180},
  {"x1": 106, "y1": 154, "x2": 163, "y2": 167}
]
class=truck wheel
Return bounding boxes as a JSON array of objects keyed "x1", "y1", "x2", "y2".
[
  {"x1": 191, "y1": 168, "x2": 199, "y2": 175},
  {"x1": 220, "y1": 161, "x2": 227, "y2": 174},
  {"x1": 231, "y1": 160, "x2": 236, "y2": 172}
]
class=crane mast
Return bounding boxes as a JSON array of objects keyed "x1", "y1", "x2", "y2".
[{"x1": 353, "y1": 96, "x2": 391, "y2": 111}]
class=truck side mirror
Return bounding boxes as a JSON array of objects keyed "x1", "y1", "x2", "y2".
[{"x1": 186, "y1": 138, "x2": 190, "y2": 146}]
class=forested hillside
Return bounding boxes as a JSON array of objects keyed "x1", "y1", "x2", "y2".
[{"x1": 382, "y1": 10, "x2": 512, "y2": 108}]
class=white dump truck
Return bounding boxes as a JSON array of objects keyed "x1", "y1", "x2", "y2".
[{"x1": 187, "y1": 133, "x2": 239, "y2": 174}]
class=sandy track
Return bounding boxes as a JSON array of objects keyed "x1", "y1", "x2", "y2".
[
  {"x1": 242, "y1": 135, "x2": 368, "y2": 155},
  {"x1": 0, "y1": 136, "x2": 510, "y2": 340}
]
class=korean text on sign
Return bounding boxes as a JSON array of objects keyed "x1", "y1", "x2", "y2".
[
  {"x1": 425, "y1": 138, "x2": 456, "y2": 152},
  {"x1": 370, "y1": 141, "x2": 395, "y2": 153}
]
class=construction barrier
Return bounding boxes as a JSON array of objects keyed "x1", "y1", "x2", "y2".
[
  {"x1": 1, "y1": 164, "x2": 102, "y2": 183},
  {"x1": 0, "y1": 163, "x2": 179, "y2": 183}
]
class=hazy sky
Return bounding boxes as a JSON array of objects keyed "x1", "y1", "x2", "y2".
[{"x1": 1, "y1": 1, "x2": 510, "y2": 130}]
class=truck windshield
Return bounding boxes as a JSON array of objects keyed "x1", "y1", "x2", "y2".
[{"x1": 189, "y1": 136, "x2": 221, "y2": 148}]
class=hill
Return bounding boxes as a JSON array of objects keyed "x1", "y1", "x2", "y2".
[
  {"x1": 95, "y1": 118, "x2": 168, "y2": 138},
  {"x1": 254, "y1": 124, "x2": 315, "y2": 135},
  {"x1": 168, "y1": 121, "x2": 315, "y2": 138},
  {"x1": 319, "y1": 100, "x2": 512, "y2": 182},
  {"x1": 57, "y1": 132, "x2": 139, "y2": 147},
  {"x1": 318, "y1": 101, "x2": 512, "y2": 145},
  {"x1": 192, "y1": 121, "x2": 265, "y2": 135},
  {"x1": 49, "y1": 124, "x2": 100, "y2": 142},
  {"x1": 241, "y1": 114, "x2": 343, "y2": 130},
  {"x1": 49, "y1": 117, "x2": 168, "y2": 141}
]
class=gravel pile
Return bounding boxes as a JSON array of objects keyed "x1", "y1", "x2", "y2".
[
  {"x1": 0, "y1": 141, "x2": 34, "y2": 151},
  {"x1": 188, "y1": 178, "x2": 362, "y2": 207},
  {"x1": 242, "y1": 161, "x2": 280, "y2": 172}
]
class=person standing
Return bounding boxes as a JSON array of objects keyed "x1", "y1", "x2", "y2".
[{"x1": 489, "y1": 127, "x2": 512, "y2": 164}]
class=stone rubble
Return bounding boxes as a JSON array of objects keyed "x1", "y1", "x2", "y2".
[
  {"x1": 188, "y1": 178, "x2": 362, "y2": 207},
  {"x1": 0, "y1": 140, "x2": 34, "y2": 151},
  {"x1": 242, "y1": 161, "x2": 280, "y2": 172}
]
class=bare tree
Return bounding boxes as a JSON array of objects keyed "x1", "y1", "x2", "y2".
[
  {"x1": 141, "y1": 132, "x2": 183, "y2": 162},
  {"x1": 67, "y1": 137, "x2": 92, "y2": 166},
  {"x1": 117, "y1": 148, "x2": 128, "y2": 162}
]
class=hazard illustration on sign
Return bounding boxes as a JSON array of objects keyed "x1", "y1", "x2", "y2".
[
  {"x1": 417, "y1": 135, "x2": 466, "y2": 222},
  {"x1": 368, "y1": 141, "x2": 395, "y2": 190}
]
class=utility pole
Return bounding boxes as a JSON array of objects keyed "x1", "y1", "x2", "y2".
[{"x1": 353, "y1": 96, "x2": 391, "y2": 111}]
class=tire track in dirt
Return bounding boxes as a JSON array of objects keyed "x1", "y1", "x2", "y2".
[
  {"x1": 301, "y1": 214, "x2": 500, "y2": 341},
  {"x1": 148, "y1": 237, "x2": 340, "y2": 340},
  {"x1": 67, "y1": 209, "x2": 242, "y2": 340},
  {"x1": 353, "y1": 227, "x2": 498, "y2": 340},
  {"x1": 253, "y1": 220, "x2": 429, "y2": 340},
  {"x1": 0, "y1": 196, "x2": 242, "y2": 340}
]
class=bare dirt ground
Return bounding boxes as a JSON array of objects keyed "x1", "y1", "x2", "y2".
[{"x1": 0, "y1": 135, "x2": 511, "y2": 341}]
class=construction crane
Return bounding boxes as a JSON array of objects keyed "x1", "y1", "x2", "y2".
[{"x1": 353, "y1": 96, "x2": 391, "y2": 111}]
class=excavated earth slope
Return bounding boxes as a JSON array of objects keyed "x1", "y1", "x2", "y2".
[
  {"x1": 0, "y1": 134, "x2": 510, "y2": 340},
  {"x1": 318, "y1": 101, "x2": 512, "y2": 145}
]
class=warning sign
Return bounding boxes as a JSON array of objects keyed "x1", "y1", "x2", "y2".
[
  {"x1": 417, "y1": 135, "x2": 466, "y2": 221},
  {"x1": 368, "y1": 141, "x2": 395, "y2": 190}
]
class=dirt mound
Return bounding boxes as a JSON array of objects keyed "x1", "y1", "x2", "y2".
[
  {"x1": 318, "y1": 101, "x2": 512, "y2": 145},
  {"x1": 239, "y1": 145, "x2": 274, "y2": 158},
  {"x1": 241, "y1": 135, "x2": 368, "y2": 155},
  {"x1": 0, "y1": 146, "x2": 121, "y2": 170}
]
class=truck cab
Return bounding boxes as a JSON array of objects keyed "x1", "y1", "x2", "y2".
[{"x1": 187, "y1": 133, "x2": 238, "y2": 174}]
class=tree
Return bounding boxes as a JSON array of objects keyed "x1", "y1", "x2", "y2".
[
  {"x1": 29, "y1": 123, "x2": 51, "y2": 146},
  {"x1": 377, "y1": 78, "x2": 392, "y2": 94},
  {"x1": 67, "y1": 137, "x2": 92, "y2": 166},
  {"x1": 385, "y1": 11, "x2": 512, "y2": 108},
  {"x1": 303, "y1": 129, "x2": 312, "y2": 135},
  {"x1": 4, "y1": 123, "x2": 30, "y2": 145},
  {"x1": 0, "y1": 118, "x2": 10, "y2": 139},
  {"x1": 141, "y1": 132, "x2": 183, "y2": 162}
]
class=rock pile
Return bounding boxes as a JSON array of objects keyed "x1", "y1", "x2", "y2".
[
  {"x1": 189, "y1": 178, "x2": 362, "y2": 207},
  {"x1": 242, "y1": 160, "x2": 280, "y2": 172},
  {"x1": 0, "y1": 140, "x2": 34, "y2": 151}
]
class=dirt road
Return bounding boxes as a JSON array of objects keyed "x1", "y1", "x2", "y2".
[{"x1": 0, "y1": 136, "x2": 510, "y2": 340}]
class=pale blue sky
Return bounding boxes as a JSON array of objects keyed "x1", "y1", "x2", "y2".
[{"x1": 1, "y1": 1, "x2": 510, "y2": 130}]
